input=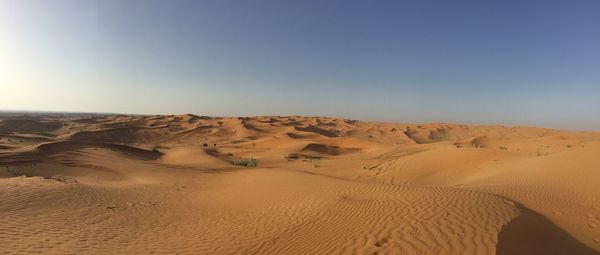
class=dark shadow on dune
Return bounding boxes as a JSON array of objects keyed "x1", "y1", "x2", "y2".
[
  {"x1": 241, "y1": 121, "x2": 269, "y2": 133},
  {"x1": 301, "y1": 143, "x2": 361, "y2": 156},
  {"x1": 287, "y1": 132, "x2": 319, "y2": 139},
  {"x1": 38, "y1": 141, "x2": 163, "y2": 160},
  {"x1": 497, "y1": 203, "x2": 599, "y2": 255},
  {"x1": 203, "y1": 148, "x2": 237, "y2": 164},
  {"x1": 72, "y1": 118, "x2": 101, "y2": 124},
  {"x1": 0, "y1": 141, "x2": 163, "y2": 165},
  {"x1": 0, "y1": 120, "x2": 63, "y2": 133},
  {"x1": 69, "y1": 126, "x2": 172, "y2": 144},
  {"x1": 294, "y1": 125, "x2": 339, "y2": 137},
  {"x1": 278, "y1": 120, "x2": 303, "y2": 127},
  {"x1": 302, "y1": 143, "x2": 342, "y2": 155}
]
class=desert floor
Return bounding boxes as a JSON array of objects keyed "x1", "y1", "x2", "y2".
[{"x1": 1, "y1": 114, "x2": 599, "y2": 254}]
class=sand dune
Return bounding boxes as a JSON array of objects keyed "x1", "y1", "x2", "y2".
[{"x1": 1, "y1": 114, "x2": 599, "y2": 254}]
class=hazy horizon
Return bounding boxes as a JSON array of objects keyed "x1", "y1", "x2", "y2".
[{"x1": 2, "y1": 0, "x2": 599, "y2": 130}]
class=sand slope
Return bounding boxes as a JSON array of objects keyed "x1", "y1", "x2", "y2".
[{"x1": 1, "y1": 114, "x2": 599, "y2": 254}]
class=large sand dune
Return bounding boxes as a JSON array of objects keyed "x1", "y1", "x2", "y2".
[{"x1": 1, "y1": 114, "x2": 599, "y2": 254}]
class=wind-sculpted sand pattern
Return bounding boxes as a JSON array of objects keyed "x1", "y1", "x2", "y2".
[
  {"x1": 0, "y1": 168, "x2": 515, "y2": 254},
  {"x1": 1, "y1": 114, "x2": 599, "y2": 254}
]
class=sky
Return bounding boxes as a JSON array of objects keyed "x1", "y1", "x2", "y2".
[{"x1": 1, "y1": 0, "x2": 599, "y2": 130}]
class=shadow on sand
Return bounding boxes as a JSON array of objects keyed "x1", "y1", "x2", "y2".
[{"x1": 497, "y1": 202, "x2": 599, "y2": 255}]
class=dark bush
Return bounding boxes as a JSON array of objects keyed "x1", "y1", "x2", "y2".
[{"x1": 233, "y1": 158, "x2": 258, "y2": 167}]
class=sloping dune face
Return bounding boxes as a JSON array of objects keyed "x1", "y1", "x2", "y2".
[{"x1": 1, "y1": 114, "x2": 599, "y2": 254}]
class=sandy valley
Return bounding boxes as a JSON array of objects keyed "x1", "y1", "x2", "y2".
[{"x1": 1, "y1": 113, "x2": 599, "y2": 254}]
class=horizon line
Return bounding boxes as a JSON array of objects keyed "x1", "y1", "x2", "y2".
[{"x1": 1, "y1": 108, "x2": 598, "y2": 133}]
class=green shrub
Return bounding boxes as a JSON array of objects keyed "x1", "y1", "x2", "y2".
[{"x1": 233, "y1": 158, "x2": 258, "y2": 167}]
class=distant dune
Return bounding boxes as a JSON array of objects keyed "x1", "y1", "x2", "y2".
[{"x1": 1, "y1": 114, "x2": 599, "y2": 254}]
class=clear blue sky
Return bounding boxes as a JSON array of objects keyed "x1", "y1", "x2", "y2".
[{"x1": 1, "y1": 0, "x2": 599, "y2": 130}]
